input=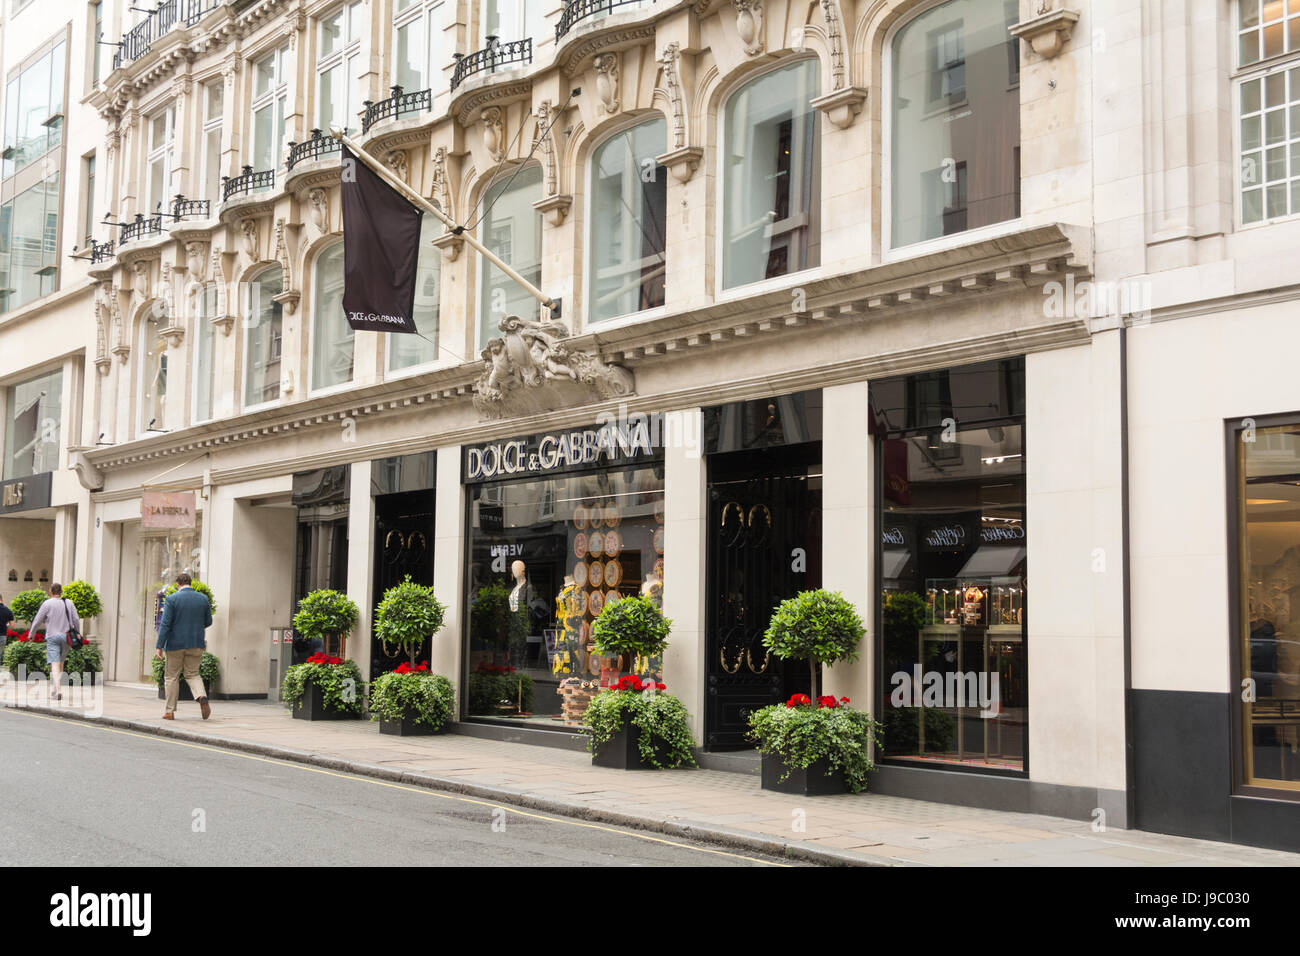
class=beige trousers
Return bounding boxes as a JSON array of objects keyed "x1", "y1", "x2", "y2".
[{"x1": 164, "y1": 648, "x2": 206, "y2": 714}]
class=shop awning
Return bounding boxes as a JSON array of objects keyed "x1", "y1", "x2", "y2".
[
  {"x1": 957, "y1": 546, "x2": 1026, "y2": 578},
  {"x1": 882, "y1": 549, "x2": 911, "y2": 579}
]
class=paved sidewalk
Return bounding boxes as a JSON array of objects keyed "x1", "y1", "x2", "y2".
[{"x1": 2, "y1": 680, "x2": 1297, "y2": 866}]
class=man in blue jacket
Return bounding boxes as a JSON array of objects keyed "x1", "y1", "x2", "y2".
[{"x1": 155, "y1": 573, "x2": 213, "y2": 720}]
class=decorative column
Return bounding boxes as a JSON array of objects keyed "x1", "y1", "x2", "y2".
[
  {"x1": 661, "y1": 409, "x2": 707, "y2": 742},
  {"x1": 347, "y1": 460, "x2": 376, "y2": 680},
  {"x1": 431, "y1": 448, "x2": 465, "y2": 699}
]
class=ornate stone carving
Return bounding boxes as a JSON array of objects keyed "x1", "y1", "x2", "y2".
[
  {"x1": 68, "y1": 450, "x2": 104, "y2": 492},
  {"x1": 385, "y1": 149, "x2": 408, "y2": 183},
  {"x1": 1009, "y1": 5, "x2": 1080, "y2": 59},
  {"x1": 482, "y1": 107, "x2": 505, "y2": 164},
  {"x1": 110, "y1": 289, "x2": 129, "y2": 363},
  {"x1": 240, "y1": 218, "x2": 258, "y2": 258},
  {"x1": 211, "y1": 249, "x2": 234, "y2": 335},
  {"x1": 132, "y1": 261, "x2": 151, "y2": 301},
  {"x1": 593, "y1": 53, "x2": 620, "y2": 115},
  {"x1": 272, "y1": 218, "x2": 300, "y2": 314},
  {"x1": 535, "y1": 102, "x2": 558, "y2": 196},
  {"x1": 820, "y1": 0, "x2": 845, "y2": 89},
  {"x1": 472, "y1": 315, "x2": 635, "y2": 419},
  {"x1": 733, "y1": 0, "x2": 764, "y2": 57},
  {"x1": 308, "y1": 187, "x2": 328, "y2": 232},
  {"x1": 431, "y1": 147, "x2": 452, "y2": 219},
  {"x1": 660, "y1": 43, "x2": 686, "y2": 150},
  {"x1": 94, "y1": 285, "x2": 111, "y2": 375},
  {"x1": 185, "y1": 241, "x2": 207, "y2": 278}
]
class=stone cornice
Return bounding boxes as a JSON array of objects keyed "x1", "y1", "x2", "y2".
[
  {"x1": 559, "y1": 22, "x2": 658, "y2": 77},
  {"x1": 454, "y1": 80, "x2": 533, "y2": 128}
]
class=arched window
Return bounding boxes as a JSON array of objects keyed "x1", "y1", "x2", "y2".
[
  {"x1": 389, "y1": 214, "x2": 442, "y2": 371},
  {"x1": 720, "y1": 58, "x2": 820, "y2": 290},
  {"x1": 477, "y1": 164, "x2": 543, "y2": 347},
  {"x1": 192, "y1": 283, "x2": 218, "y2": 423},
  {"x1": 588, "y1": 118, "x2": 667, "y2": 323},
  {"x1": 890, "y1": 0, "x2": 1020, "y2": 247},
  {"x1": 139, "y1": 309, "x2": 167, "y2": 432},
  {"x1": 311, "y1": 242, "x2": 354, "y2": 391},
  {"x1": 244, "y1": 265, "x2": 284, "y2": 407}
]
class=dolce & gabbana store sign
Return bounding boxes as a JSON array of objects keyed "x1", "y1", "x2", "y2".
[
  {"x1": 0, "y1": 472, "x2": 52, "y2": 515},
  {"x1": 462, "y1": 414, "x2": 666, "y2": 483}
]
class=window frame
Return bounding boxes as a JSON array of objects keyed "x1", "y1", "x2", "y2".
[
  {"x1": 249, "y1": 45, "x2": 289, "y2": 175},
  {"x1": 191, "y1": 282, "x2": 219, "y2": 424},
  {"x1": 145, "y1": 105, "x2": 175, "y2": 214},
  {"x1": 317, "y1": 1, "x2": 365, "y2": 133},
  {"x1": 241, "y1": 264, "x2": 285, "y2": 411},
  {"x1": 2, "y1": 364, "x2": 63, "y2": 481},
  {"x1": 393, "y1": 0, "x2": 447, "y2": 93},
  {"x1": 307, "y1": 239, "x2": 355, "y2": 395},
  {"x1": 386, "y1": 212, "x2": 443, "y2": 376},
  {"x1": 200, "y1": 79, "x2": 224, "y2": 205},
  {"x1": 474, "y1": 163, "x2": 544, "y2": 350},
  {"x1": 138, "y1": 308, "x2": 168, "y2": 434}
]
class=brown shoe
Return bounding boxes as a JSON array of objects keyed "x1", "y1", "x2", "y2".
[
  {"x1": 162, "y1": 712, "x2": 174, "y2": 720},
  {"x1": 198, "y1": 697, "x2": 211, "y2": 720}
]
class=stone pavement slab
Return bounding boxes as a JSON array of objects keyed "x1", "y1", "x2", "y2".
[{"x1": 2, "y1": 680, "x2": 1298, "y2": 867}]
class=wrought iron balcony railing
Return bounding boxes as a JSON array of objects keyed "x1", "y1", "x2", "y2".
[
  {"x1": 286, "y1": 128, "x2": 342, "y2": 170},
  {"x1": 119, "y1": 213, "x2": 163, "y2": 244},
  {"x1": 360, "y1": 87, "x2": 433, "y2": 134},
  {"x1": 556, "y1": 0, "x2": 655, "y2": 41},
  {"x1": 222, "y1": 166, "x2": 275, "y2": 202},
  {"x1": 80, "y1": 238, "x2": 115, "y2": 264},
  {"x1": 451, "y1": 38, "x2": 533, "y2": 92},
  {"x1": 171, "y1": 195, "x2": 211, "y2": 220},
  {"x1": 112, "y1": 0, "x2": 222, "y2": 71}
]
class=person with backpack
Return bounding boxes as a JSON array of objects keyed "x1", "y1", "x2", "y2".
[{"x1": 28, "y1": 583, "x2": 81, "y2": 702}]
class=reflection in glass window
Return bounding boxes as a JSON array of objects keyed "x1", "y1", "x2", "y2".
[
  {"x1": 477, "y1": 164, "x2": 542, "y2": 346},
  {"x1": 1238, "y1": 422, "x2": 1300, "y2": 789},
  {"x1": 3, "y1": 41, "x2": 65, "y2": 176},
  {"x1": 721, "y1": 58, "x2": 820, "y2": 289},
  {"x1": 318, "y1": 1, "x2": 364, "y2": 133},
  {"x1": 244, "y1": 266, "x2": 284, "y2": 407},
  {"x1": 891, "y1": 0, "x2": 1020, "y2": 246},
  {"x1": 389, "y1": 214, "x2": 442, "y2": 372},
  {"x1": 873, "y1": 359, "x2": 1027, "y2": 773},
  {"x1": 140, "y1": 310, "x2": 168, "y2": 432},
  {"x1": 0, "y1": 175, "x2": 61, "y2": 312},
  {"x1": 588, "y1": 119, "x2": 666, "y2": 323},
  {"x1": 311, "y1": 242, "x2": 354, "y2": 390},
  {"x1": 3, "y1": 367, "x2": 61, "y2": 479},
  {"x1": 251, "y1": 47, "x2": 288, "y2": 178}
]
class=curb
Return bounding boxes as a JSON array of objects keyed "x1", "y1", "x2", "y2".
[{"x1": 5, "y1": 702, "x2": 896, "y2": 867}]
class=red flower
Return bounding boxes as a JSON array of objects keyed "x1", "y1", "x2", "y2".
[
  {"x1": 655, "y1": 682, "x2": 666, "y2": 691},
  {"x1": 785, "y1": 693, "x2": 812, "y2": 708},
  {"x1": 839, "y1": 696, "x2": 850, "y2": 704}
]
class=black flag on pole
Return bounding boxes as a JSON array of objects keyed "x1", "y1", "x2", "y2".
[{"x1": 340, "y1": 143, "x2": 423, "y2": 334}]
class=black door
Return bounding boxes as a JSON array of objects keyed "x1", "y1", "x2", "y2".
[
  {"x1": 705, "y1": 444, "x2": 822, "y2": 748},
  {"x1": 371, "y1": 490, "x2": 435, "y2": 680}
]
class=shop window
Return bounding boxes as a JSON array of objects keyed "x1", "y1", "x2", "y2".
[
  {"x1": 476, "y1": 164, "x2": 542, "y2": 347},
  {"x1": 3, "y1": 367, "x2": 61, "y2": 479},
  {"x1": 1236, "y1": 1, "x2": 1300, "y2": 224},
  {"x1": 872, "y1": 358, "x2": 1027, "y2": 773},
  {"x1": 310, "y1": 242, "x2": 354, "y2": 391},
  {"x1": 393, "y1": 0, "x2": 447, "y2": 92},
  {"x1": 251, "y1": 46, "x2": 288, "y2": 178},
  {"x1": 479, "y1": 0, "x2": 545, "y2": 47},
  {"x1": 465, "y1": 446, "x2": 665, "y2": 728},
  {"x1": 192, "y1": 284, "x2": 218, "y2": 423},
  {"x1": 720, "y1": 57, "x2": 820, "y2": 290},
  {"x1": 243, "y1": 265, "x2": 284, "y2": 408},
  {"x1": 1235, "y1": 419, "x2": 1300, "y2": 791},
  {"x1": 146, "y1": 106, "x2": 174, "y2": 214},
  {"x1": 201, "y1": 81, "x2": 224, "y2": 204},
  {"x1": 319, "y1": 1, "x2": 364, "y2": 133},
  {"x1": 139, "y1": 311, "x2": 168, "y2": 432},
  {"x1": 587, "y1": 118, "x2": 667, "y2": 323},
  {"x1": 388, "y1": 214, "x2": 442, "y2": 372},
  {"x1": 890, "y1": 0, "x2": 1019, "y2": 247}
]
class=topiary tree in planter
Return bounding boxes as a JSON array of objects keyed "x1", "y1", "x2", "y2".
[
  {"x1": 373, "y1": 576, "x2": 446, "y2": 666},
  {"x1": 762, "y1": 589, "x2": 865, "y2": 699},
  {"x1": 10, "y1": 589, "x2": 48, "y2": 628},
  {"x1": 370, "y1": 577, "x2": 453, "y2": 736},
  {"x1": 292, "y1": 589, "x2": 359, "y2": 659},
  {"x1": 590, "y1": 594, "x2": 672, "y2": 675},
  {"x1": 61, "y1": 581, "x2": 104, "y2": 623},
  {"x1": 162, "y1": 579, "x2": 217, "y2": 615}
]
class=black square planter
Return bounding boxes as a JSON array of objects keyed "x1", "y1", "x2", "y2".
[
  {"x1": 292, "y1": 681, "x2": 352, "y2": 721},
  {"x1": 591, "y1": 716, "x2": 671, "y2": 770},
  {"x1": 156, "y1": 680, "x2": 211, "y2": 701},
  {"x1": 760, "y1": 753, "x2": 847, "y2": 795},
  {"x1": 378, "y1": 714, "x2": 446, "y2": 736}
]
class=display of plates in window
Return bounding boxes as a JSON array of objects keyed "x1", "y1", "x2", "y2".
[
  {"x1": 653, "y1": 500, "x2": 665, "y2": 523},
  {"x1": 574, "y1": 505, "x2": 590, "y2": 530},
  {"x1": 589, "y1": 589, "x2": 605, "y2": 616},
  {"x1": 604, "y1": 502, "x2": 621, "y2": 527},
  {"x1": 573, "y1": 532, "x2": 588, "y2": 559},
  {"x1": 589, "y1": 560, "x2": 605, "y2": 588},
  {"x1": 588, "y1": 530, "x2": 605, "y2": 557},
  {"x1": 606, "y1": 589, "x2": 619, "y2": 607},
  {"x1": 603, "y1": 529, "x2": 622, "y2": 556},
  {"x1": 604, "y1": 560, "x2": 622, "y2": 588},
  {"x1": 573, "y1": 561, "x2": 588, "y2": 588},
  {"x1": 653, "y1": 527, "x2": 665, "y2": 555}
]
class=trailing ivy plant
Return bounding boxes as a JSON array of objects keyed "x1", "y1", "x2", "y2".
[
  {"x1": 748, "y1": 695, "x2": 884, "y2": 793},
  {"x1": 281, "y1": 654, "x2": 364, "y2": 716},
  {"x1": 292, "y1": 590, "x2": 359, "y2": 644},
  {"x1": 369, "y1": 664, "x2": 455, "y2": 729},
  {"x1": 373, "y1": 577, "x2": 446, "y2": 666},
  {"x1": 9, "y1": 589, "x2": 48, "y2": 627},
  {"x1": 61, "y1": 581, "x2": 104, "y2": 620},
  {"x1": 583, "y1": 676, "x2": 697, "y2": 769},
  {"x1": 590, "y1": 595, "x2": 672, "y2": 665},
  {"x1": 763, "y1": 589, "x2": 865, "y2": 699},
  {"x1": 162, "y1": 579, "x2": 218, "y2": 615},
  {"x1": 151, "y1": 651, "x2": 221, "y2": 688}
]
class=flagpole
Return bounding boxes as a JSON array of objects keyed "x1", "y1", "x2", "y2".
[{"x1": 329, "y1": 126, "x2": 560, "y2": 316}]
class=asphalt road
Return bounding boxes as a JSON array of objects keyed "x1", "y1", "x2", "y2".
[{"x1": 0, "y1": 709, "x2": 794, "y2": 867}]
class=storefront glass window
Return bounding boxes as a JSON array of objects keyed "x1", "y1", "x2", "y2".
[
  {"x1": 465, "y1": 449, "x2": 665, "y2": 728},
  {"x1": 873, "y1": 358, "x2": 1027, "y2": 772},
  {"x1": 1238, "y1": 422, "x2": 1300, "y2": 790},
  {"x1": 244, "y1": 265, "x2": 283, "y2": 407},
  {"x1": 310, "y1": 242, "x2": 353, "y2": 391},
  {"x1": 388, "y1": 214, "x2": 441, "y2": 372},
  {"x1": 890, "y1": 0, "x2": 1020, "y2": 247},
  {"x1": 588, "y1": 118, "x2": 667, "y2": 322},
  {"x1": 477, "y1": 164, "x2": 543, "y2": 347},
  {"x1": 3, "y1": 367, "x2": 61, "y2": 479},
  {"x1": 721, "y1": 57, "x2": 820, "y2": 289}
]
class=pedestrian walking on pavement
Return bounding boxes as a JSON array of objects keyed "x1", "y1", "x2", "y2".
[
  {"x1": 27, "y1": 584, "x2": 80, "y2": 702},
  {"x1": 155, "y1": 573, "x2": 213, "y2": 720}
]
